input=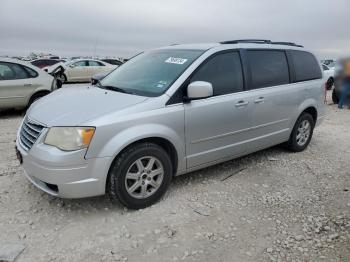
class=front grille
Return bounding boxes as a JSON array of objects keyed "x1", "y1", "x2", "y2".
[{"x1": 20, "y1": 117, "x2": 45, "y2": 151}]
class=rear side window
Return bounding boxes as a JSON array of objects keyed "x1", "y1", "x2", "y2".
[
  {"x1": 0, "y1": 62, "x2": 30, "y2": 80},
  {"x1": 290, "y1": 50, "x2": 322, "y2": 82},
  {"x1": 247, "y1": 50, "x2": 290, "y2": 89},
  {"x1": 190, "y1": 51, "x2": 243, "y2": 96}
]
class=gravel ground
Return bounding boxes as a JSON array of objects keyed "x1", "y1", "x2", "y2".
[{"x1": 0, "y1": 90, "x2": 349, "y2": 262}]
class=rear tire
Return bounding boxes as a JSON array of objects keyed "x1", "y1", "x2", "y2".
[
  {"x1": 286, "y1": 113, "x2": 314, "y2": 152},
  {"x1": 332, "y1": 89, "x2": 339, "y2": 104},
  {"x1": 107, "y1": 142, "x2": 173, "y2": 209}
]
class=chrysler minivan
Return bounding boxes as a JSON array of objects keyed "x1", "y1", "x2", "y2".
[{"x1": 16, "y1": 40, "x2": 325, "y2": 209}]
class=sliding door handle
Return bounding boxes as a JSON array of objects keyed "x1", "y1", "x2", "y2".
[{"x1": 254, "y1": 97, "x2": 265, "y2": 104}]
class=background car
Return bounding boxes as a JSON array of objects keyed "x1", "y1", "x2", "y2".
[
  {"x1": 101, "y1": 59, "x2": 123, "y2": 66},
  {"x1": 322, "y1": 64, "x2": 335, "y2": 90},
  {"x1": 0, "y1": 58, "x2": 56, "y2": 109},
  {"x1": 30, "y1": 58, "x2": 65, "y2": 69},
  {"x1": 62, "y1": 59, "x2": 117, "y2": 82}
]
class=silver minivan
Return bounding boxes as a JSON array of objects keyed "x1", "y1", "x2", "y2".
[{"x1": 16, "y1": 40, "x2": 325, "y2": 209}]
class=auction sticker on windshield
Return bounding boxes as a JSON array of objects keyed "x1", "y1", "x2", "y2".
[{"x1": 165, "y1": 57, "x2": 188, "y2": 65}]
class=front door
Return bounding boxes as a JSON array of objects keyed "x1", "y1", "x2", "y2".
[{"x1": 184, "y1": 51, "x2": 255, "y2": 169}]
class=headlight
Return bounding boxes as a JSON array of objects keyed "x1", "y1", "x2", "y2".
[{"x1": 44, "y1": 127, "x2": 95, "y2": 151}]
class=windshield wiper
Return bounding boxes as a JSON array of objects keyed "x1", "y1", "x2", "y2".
[{"x1": 98, "y1": 84, "x2": 133, "y2": 94}]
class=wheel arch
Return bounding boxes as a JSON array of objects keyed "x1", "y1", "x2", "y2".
[
  {"x1": 88, "y1": 123, "x2": 186, "y2": 179},
  {"x1": 28, "y1": 90, "x2": 51, "y2": 106},
  {"x1": 109, "y1": 137, "x2": 179, "y2": 176},
  {"x1": 302, "y1": 106, "x2": 318, "y2": 124}
]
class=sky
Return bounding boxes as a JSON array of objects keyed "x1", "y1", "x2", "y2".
[{"x1": 1, "y1": 0, "x2": 349, "y2": 59}]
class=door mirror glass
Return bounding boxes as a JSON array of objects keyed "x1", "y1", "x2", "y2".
[{"x1": 187, "y1": 81, "x2": 213, "y2": 100}]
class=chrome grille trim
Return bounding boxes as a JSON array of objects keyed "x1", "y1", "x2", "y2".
[{"x1": 19, "y1": 117, "x2": 45, "y2": 151}]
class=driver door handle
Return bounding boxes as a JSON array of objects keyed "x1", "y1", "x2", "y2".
[
  {"x1": 24, "y1": 84, "x2": 32, "y2": 87},
  {"x1": 235, "y1": 100, "x2": 249, "y2": 107}
]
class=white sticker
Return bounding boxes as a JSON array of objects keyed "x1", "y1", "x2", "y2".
[{"x1": 165, "y1": 57, "x2": 188, "y2": 65}]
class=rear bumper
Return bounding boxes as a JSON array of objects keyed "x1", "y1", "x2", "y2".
[{"x1": 16, "y1": 135, "x2": 112, "y2": 198}]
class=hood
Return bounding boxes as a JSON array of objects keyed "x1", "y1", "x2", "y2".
[{"x1": 28, "y1": 85, "x2": 148, "y2": 126}]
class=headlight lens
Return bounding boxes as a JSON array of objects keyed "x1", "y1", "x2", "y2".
[{"x1": 44, "y1": 127, "x2": 95, "y2": 151}]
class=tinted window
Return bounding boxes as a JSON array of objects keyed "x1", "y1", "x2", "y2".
[
  {"x1": 190, "y1": 51, "x2": 243, "y2": 96},
  {"x1": 290, "y1": 50, "x2": 322, "y2": 82},
  {"x1": 89, "y1": 60, "x2": 104, "y2": 66},
  {"x1": 247, "y1": 50, "x2": 289, "y2": 89}
]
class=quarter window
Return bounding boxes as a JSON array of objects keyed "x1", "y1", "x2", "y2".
[
  {"x1": 290, "y1": 50, "x2": 322, "y2": 82},
  {"x1": 247, "y1": 50, "x2": 290, "y2": 89},
  {"x1": 24, "y1": 66, "x2": 38, "y2": 78},
  {"x1": 190, "y1": 51, "x2": 244, "y2": 96}
]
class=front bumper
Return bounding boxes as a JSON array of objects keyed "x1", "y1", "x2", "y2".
[{"x1": 16, "y1": 130, "x2": 112, "y2": 198}]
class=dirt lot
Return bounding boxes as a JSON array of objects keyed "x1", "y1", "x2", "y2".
[{"x1": 0, "y1": 91, "x2": 349, "y2": 262}]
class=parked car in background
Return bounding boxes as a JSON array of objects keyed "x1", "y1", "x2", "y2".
[
  {"x1": 101, "y1": 59, "x2": 123, "y2": 66},
  {"x1": 30, "y1": 59, "x2": 65, "y2": 69},
  {"x1": 16, "y1": 40, "x2": 325, "y2": 209},
  {"x1": 0, "y1": 58, "x2": 56, "y2": 109},
  {"x1": 62, "y1": 59, "x2": 117, "y2": 82},
  {"x1": 322, "y1": 64, "x2": 335, "y2": 90}
]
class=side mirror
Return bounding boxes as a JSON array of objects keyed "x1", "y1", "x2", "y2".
[{"x1": 187, "y1": 81, "x2": 213, "y2": 100}]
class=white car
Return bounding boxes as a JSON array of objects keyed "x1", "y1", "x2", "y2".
[
  {"x1": 0, "y1": 58, "x2": 56, "y2": 109},
  {"x1": 322, "y1": 64, "x2": 335, "y2": 89},
  {"x1": 62, "y1": 59, "x2": 117, "y2": 82}
]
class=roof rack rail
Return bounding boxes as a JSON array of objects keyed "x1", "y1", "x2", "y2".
[
  {"x1": 220, "y1": 39, "x2": 303, "y2": 47},
  {"x1": 220, "y1": 39, "x2": 272, "y2": 44},
  {"x1": 270, "y1": 41, "x2": 304, "y2": 48}
]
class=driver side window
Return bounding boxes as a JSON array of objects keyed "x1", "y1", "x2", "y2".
[{"x1": 190, "y1": 51, "x2": 244, "y2": 96}]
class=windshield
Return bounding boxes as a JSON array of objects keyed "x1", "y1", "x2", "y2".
[{"x1": 100, "y1": 49, "x2": 204, "y2": 96}]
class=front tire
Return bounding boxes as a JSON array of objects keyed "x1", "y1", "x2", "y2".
[
  {"x1": 286, "y1": 113, "x2": 314, "y2": 152},
  {"x1": 107, "y1": 142, "x2": 173, "y2": 209}
]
